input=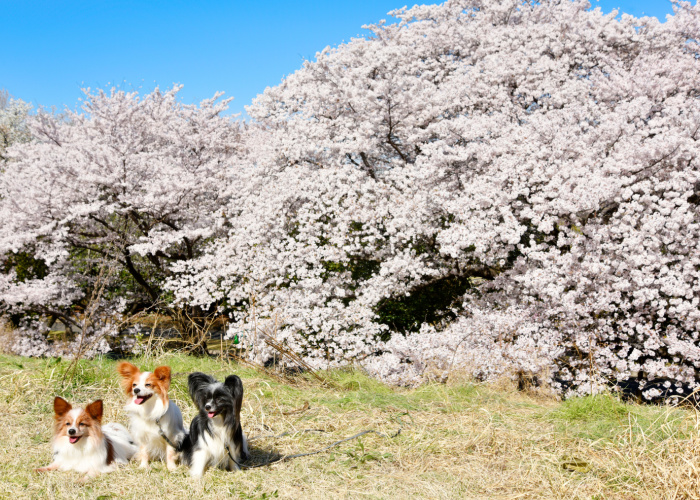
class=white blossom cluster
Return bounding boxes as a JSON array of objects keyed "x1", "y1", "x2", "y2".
[
  {"x1": 0, "y1": 97, "x2": 32, "y2": 160},
  {"x1": 3, "y1": 1, "x2": 700, "y2": 399},
  {"x1": 9, "y1": 302, "x2": 124, "y2": 359}
]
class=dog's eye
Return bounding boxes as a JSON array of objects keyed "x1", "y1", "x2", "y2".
[
  {"x1": 145, "y1": 383, "x2": 151, "y2": 387},
  {"x1": 132, "y1": 383, "x2": 137, "y2": 387},
  {"x1": 79, "y1": 423, "x2": 86, "y2": 427},
  {"x1": 65, "y1": 422, "x2": 70, "y2": 426}
]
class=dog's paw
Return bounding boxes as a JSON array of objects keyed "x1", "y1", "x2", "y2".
[{"x1": 34, "y1": 464, "x2": 58, "y2": 473}]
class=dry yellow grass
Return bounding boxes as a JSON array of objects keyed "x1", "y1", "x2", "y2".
[
  {"x1": 0, "y1": 318, "x2": 18, "y2": 355},
  {"x1": 0, "y1": 352, "x2": 699, "y2": 499}
]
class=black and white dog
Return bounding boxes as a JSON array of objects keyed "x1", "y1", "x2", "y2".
[{"x1": 180, "y1": 372, "x2": 249, "y2": 478}]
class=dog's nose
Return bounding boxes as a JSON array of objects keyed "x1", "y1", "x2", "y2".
[
  {"x1": 68, "y1": 428, "x2": 76, "y2": 435},
  {"x1": 205, "y1": 403, "x2": 211, "y2": 411},
  {"x1": 134, "y1": 387, "x2": 140, "y2": 394}
]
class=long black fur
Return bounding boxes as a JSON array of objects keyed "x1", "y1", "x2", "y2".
[{"x1": 180, "y1": 372, "x2": 248, "y2": 470}]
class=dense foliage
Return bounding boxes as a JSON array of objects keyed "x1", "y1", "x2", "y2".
[{"x1": 2, "y1": 0, "x2": 700, "y2": 399}]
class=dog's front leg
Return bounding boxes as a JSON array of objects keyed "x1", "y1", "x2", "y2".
[
  {"x1": 225, "y1": 444, "x2": 242, "y2": 471},
  {"x1": 166, "y1": 445, "x2": 178, "y2": 471},
  {"x1": 34, "y1": 462, "x2": 60, "y2": 473},
  {"x1": 76, "y1": 470, "x2": 100, "y2": 484},
  {"x1": 226, "y1": 455, "x2": 240, "y2": 472},
  {"x1": 137, "y1": 443, "x2": 149, "y2": 468},
  {"x1": 189, "y1": 450, "x2": 208, "y2": 478},
  {"x1": 235, "y1": 433, "x2": 249, "y2": 462}
]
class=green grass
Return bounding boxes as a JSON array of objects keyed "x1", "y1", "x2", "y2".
[
  {"x1": 1, "y1": 353, "x2": 700, "y2": 499},
  {"x1": 548, "y1": 393, "x2": 689, "y2": 444}
]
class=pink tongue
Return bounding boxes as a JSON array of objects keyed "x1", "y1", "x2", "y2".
[
  {"x1": 134, "y1": 397, "x2": 145, "y2": 405},
  {"x1": 208, "y1": 412, "x2": 216, "y2": 418},
  {"x1": 69, "y1": 436, "x2": 79, "y2": 444}
]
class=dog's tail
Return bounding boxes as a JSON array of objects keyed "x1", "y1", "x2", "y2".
[{"x1": 102, "y1": 423, "x2": 138, "y2": 464}]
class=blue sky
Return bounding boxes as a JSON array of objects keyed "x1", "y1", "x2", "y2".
[{"x1": 0, "y1": 1, "x2": 683, "y2": 116}]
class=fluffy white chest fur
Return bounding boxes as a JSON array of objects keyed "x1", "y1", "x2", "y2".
[
  {"x1": 126, "y1": 396, "x2": 184, "y2": 459},
  {"x1": 52, "y1": 423, "x2": 135, "y2": 474},
  {"x1": 202, "y1": 417, "x2": 230, "y2": 466}
]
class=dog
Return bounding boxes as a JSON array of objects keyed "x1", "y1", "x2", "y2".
[
  {"x1": 117, "y1": 362, "x2": 186, "y2": 470},
  {"x1": 35, "y1": 397, "x2": 136, "y2": 480},
  {"x1": 180, "y1": 372, "x2": 249, "y2": 478}
]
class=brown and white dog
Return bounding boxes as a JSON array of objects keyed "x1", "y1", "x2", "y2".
[
  {"x1": 35, "y1": 397, "x2": 136, "y2": 480},
  {"x1": 117, "y1": 362, "x2": 186, "y2": 470}
]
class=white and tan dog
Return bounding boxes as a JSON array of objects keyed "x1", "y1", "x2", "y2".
[
  {"x1": 117, "y1": 362, "x2": 186, "y2": 470},
  {"x1": 35, "y1": 397, "x2": 136, "y2": 481}
]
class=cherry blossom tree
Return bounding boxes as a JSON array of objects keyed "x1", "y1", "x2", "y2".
[
  {"x1": 0, "y1": 85, "x2": 241, "y2": 354},
  {"x1": 3, "y1": 0, "x2": 699, "y2": 400},
  {"x1": 170, "y1": 0, "x2": 700, "y2": 398}
]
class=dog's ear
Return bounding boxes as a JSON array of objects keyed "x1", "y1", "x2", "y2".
[
  {"x1": 53, "y1": 396, "x2": 72, "y2": 417},
  {"x1": 85, "y1": 400, "x2": 104, "y2": 422},
  {"x1": 153, "y1": 366, "x2": 171, "y2": 391},
  {"x1": 224, "y1": 375, "x2": 244, "y2": 415},
  {"x1": 187, "y1": 372, "x2": 216, "y2": 409},
  {"x1": 117, "y1": 361, "x2": 139, "y2": 379},
  {"x1": 117, "y1": 362, "x2": 139, "y2": 394},
  {"x1": 223, "y1": 375, "x2": 243, "y2": 399}
]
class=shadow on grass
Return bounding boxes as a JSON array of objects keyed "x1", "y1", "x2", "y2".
[{"x1": 242, "y1": 444, "x2": 284, "y2": 469}]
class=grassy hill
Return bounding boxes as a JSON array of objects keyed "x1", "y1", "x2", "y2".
[{"x1": 0, "y1": 353, "x2": 698, "y2": 499}]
